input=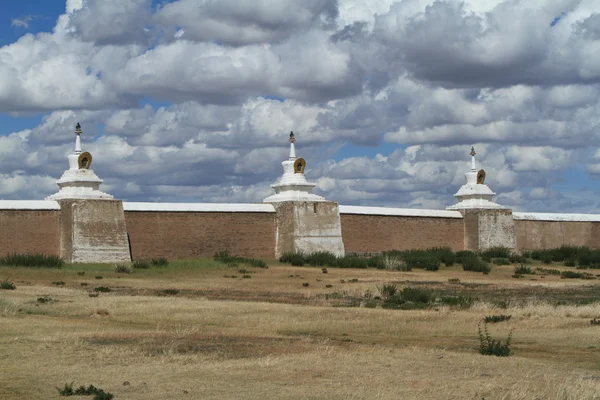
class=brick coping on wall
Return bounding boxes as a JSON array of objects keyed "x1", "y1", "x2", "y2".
[
  {"x1": 513, "y1": 212, "x2": 600, "y2": 222},
  {"x1": 123, "y1": 202, "x2": 276, "y2": 213},
  {"x1": 339, "y1": 205, "x2": 463, "y2": 219},
  {"x1": 2, "y1": 200, "x2": 600, "y2": 222},
  {"x1": 0, "y1": 200, "x2": 60, "y2": 210}
]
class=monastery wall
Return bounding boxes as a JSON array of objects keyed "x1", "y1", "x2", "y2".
[
  {"x1": 123, "y1": 203, "x2": 277, "y2": 260},
  {"x1": 339, "y1": 206, "x2": 465, "y2": 253},
  {"x1": 513, "y1": 213, "x2": 600, "y2": 251},
  {"x1": 0, "y1": 201, "x2": 61, "y2": 257},
  {"x1": 2, "y1": 201, "x2": 600, "y2": 261}
]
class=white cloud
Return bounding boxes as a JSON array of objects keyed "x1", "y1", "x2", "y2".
[{"x1": 0, "y1": 0, "x2": 599, "y2": 212}]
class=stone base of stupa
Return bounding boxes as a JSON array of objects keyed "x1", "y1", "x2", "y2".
[
  {"x1": 58, "y1": 199, "x2": 131, "y2": 263},
  {"x1": 272, "y1": 201, "x2": 345, "y2": 257},
  {"x1": 461, "y1": 208, "x2": 516, "y2": 251}
]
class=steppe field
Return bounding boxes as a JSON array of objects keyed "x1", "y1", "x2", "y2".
[{"x1": 1, "y1": 256, "x2": 600, "y2": 400}]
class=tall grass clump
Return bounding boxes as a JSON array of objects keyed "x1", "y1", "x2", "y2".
[
  {"x1": 305, "y1": 251, "x2": 337, "y2": 267},
  {"x1": 427, "y1": 247, "x2": 456, "y2": 266},
  {"x1": 1, "y1": 253, "x2": 64, "y2": 268},
  {"x1": 480, "y1": 247, "x2": 512, "y2": 262},
  {"x1": 279, "y1": 251, "x2": 305, "y2": 266},
  {"x1": 461, "y1": 254, "x2": 492, "y2": 274},
  {"x1": 151, "y1": 258, "x2": 169, "y2": 267},
  {"x1": 577, "y1": 251, "x2": 600, "y2": 269},
  {"x1": 215, "y1": 251, "x2": 269, "y2": 268},
  {"x1": 132, "y1": 260, "x2": 150, "y2": 269},
  {"x1": 478, "y1": 319, "x2": 513, "y2": 357},
  {"x1": 113, "y1": 263, "x2": 133, "y2": 273},
  {"x1": 0, "y1": 278, "x2": 16, "y2": 290}
]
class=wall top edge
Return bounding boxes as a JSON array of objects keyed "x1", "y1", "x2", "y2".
[
  {"x1": 339, "y1": 205, "x2": 463, "y2": 219},
  {"x1": 513, "y1": 212, "x2": 600, "y2": 222},
  {"x1": 0, "y1": 200, "x2": 60, "y2": 210},
  {"x1": 123, "y1": 202, "x2": 276, "y2": 213}
]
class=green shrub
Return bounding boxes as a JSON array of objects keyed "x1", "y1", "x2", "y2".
[
  {"x1": 150, "y1": 258, "x2": 169, "y2": 266},
  {"x1": 158, "y1": 289, "x2": 179, "y2": 296},
  {"x1": 493, "y1": 258, "x2": 511, "y2": 265},
  {"x1": 514, "y1": 265, "x2": 534, "y2": 275},
  {"x1": 305, "y1": 251, "x2": 337, "y2": 267},
  {"x1": 440, "y1": 295, "x2": 475, "y2": 308},
  {"x1": 1, "y1": 253, "x2": 64, "y2": 268},
  {"x1": 481, "y1": 247, "x2": 512, "y2": 259},
  {"x1": 94, "y1": 286, "x2": 111, "y2": 293},
  {"x1": 462, "y1": 257, "x2": 492, "y2": 274},
  {"x1": 509, "y1": 254, "x2": 530, "y2": 264},
  {"x1": 0, "y1": 279, "x2": 16, "y2": 290},
  {"x1": 245, "y1": 258, "x2": 268, "y2": 268},
  {"x1": 37, "y1": 296, "x2": 53, "y2": 304},
  {"x1": 535, "y1": 267, "x2": 561, "y2": 275},
  {"x1": 428, "y1": 247, "x2": 456, "y2": 266},
  {"x1": 564, "y1": 259, "x2": 577, "y2": 267},
  {"x1": 52, "y1": 281, "x2": 65, "y2": 286},
  {"x1": 216, "y1": 251, "x2": 268, "y2": 268},
  {"x1": 400, "y1": 287, "x2": 433, "y2": 304},
  {"x1": 113, "y1": 263, "x2": 133, "y2": 273},
  {"x1": 368, "y1": 256, "x2": 386, "y2": 269},
  {"x1": 484, "y1": 314, "x2": 512, "y2": 323},
  {"x1": 132, "y1": 260, "x2": 150, "y2": 269},
  {"x1": 540, "y1": 253, "x2": 554, "y2": 264},
  {"x1": 447, "y1": 278, "x2": 461, "y2": 284},
  {"x1": 334, "y1": 255, "x2": 368, "y2": 269},
  {"x1": 578, "y1": 251, "x2": 600, "y2": 269},
  {"x1": 561, "y1": 270, "x2": 595, "y2": 279},
  {"x1": 377, "y1": 284, "x2": 398, "y2": 300},
  {"x1": 279, "y1": 251, "x2": 305, "y2": 266},
  {"x1": 478, "y1": 320, "x2": 513, "y2": 357},
  {"x1": 401, "y1": 251, "x2": 440, "y2": 271},
  {"x1": 57, "y1": 383, "x2": 114, "y2": 400},
  {"x1": 456, "y1": 250, "x2": 477, "y2": 264}
]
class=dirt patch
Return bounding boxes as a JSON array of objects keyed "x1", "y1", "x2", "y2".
[{"x1": 87, "y1": 333, "x2": 314, "y2": 359}]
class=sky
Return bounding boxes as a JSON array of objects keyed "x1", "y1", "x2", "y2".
[{"x1": 0, "y1": 0, "x2": 599, "y2": 212}]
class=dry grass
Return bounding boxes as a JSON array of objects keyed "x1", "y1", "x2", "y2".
[{"x1": 1, "y1": 260, "x2": 599, "y2": 399}]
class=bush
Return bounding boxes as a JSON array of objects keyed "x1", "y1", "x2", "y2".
[
  {"x1": 0, "y1": 279, "x2": 16, "y2": 290},
  {"x1": 481, "y1": 247, "x2": 512, "y2": 259},
  {"x1": 305, "y1": 251, "x2": 337, "y2": 267},
  {"x1": 535, "y1": 267, "x2": 561, "y2": 276},
  {"x1": 57, "y1": 383, "x2": 114, "y2": 400},
  {"x1": 381, "y1": 254, "x2": 404, "y2": 270},
  {"x1": 484, "y1": 314, "x2": 512, "y2": 323},
  {"x1": 94, "y1": 286, "x2": 111, "y2": 293},
  {"x1": 334, "y1": 255, "x2": 368, "y2": 269},
  {"x1": 150, "y1": 258, "x2": 169, "y2": 266},
  {"x1": 279, "y1": 251, "x2": 305, "y2": 266},
  {"x1": 1, "y1": 253, "x2": 64, "y2": 268},
  {"x1": 113, "y1": 263, "x2": 133, "y2": 273},
  {"x1": 401, "y1": 251, "x2": 440, "y2": 271},
  {"x1": 591, "y1": 318, "x2": 600, "y2": 326},
  {"x1": 400, "y1": 287, "x2": 432, "y2": 304},
  {"x1": 216, "y1": 251, "x2": 269, "y2": 268},
  {"x1": 561, "y1": 270, "x2": 595, "y2": 280},
  {"x1": 377, "y1": 284, "x2": 398, "y2": 300},
  {"x1": 478, "y1": 320, "x2": 513, "y2": 357},
  {"x1": 564, "y1": 259, "x2": 577, "y2": 267},
  {"x1": 428, "y1": 247, "x2": 456, "y2": 266},
  {"x1": 492, "y1": 258, "x2": 511, "y2": 265},
  {"x1": 578, "y1": 251, "x2": 600, "y2": 269},
  {"x1": 514, "y1": 265, "x2": 534, "y2": 275},
  {"x1": 440, "y1": 295, "x2": 475, "y2": 308},
  {"x1": 509, "y1": 254, "x2": 530, "y2": 264},
  {"x1": 540, "y1": 253, "x2": 554, "y2": 264},
  {"x1": 462, "y1": 256, "x2": 492, "y2": 274},
  {"x1": 132, "y1": 260, "x2": 150, "y2": 269},
  {"x1": 456, "y1": 250, "x2": 477, "y2": 264}
]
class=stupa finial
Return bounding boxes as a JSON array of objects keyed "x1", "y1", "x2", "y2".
[
  {"x1": 75, "y1": 123, "x2": 82, "y2": 154},
  {"x1": 289, "y1": 131, "x2": 296, "y2": 160},
  {"x1": 470, "y1": 146, "x2": 477, "y2": 171}
]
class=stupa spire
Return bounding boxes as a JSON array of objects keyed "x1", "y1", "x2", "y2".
[
  {"x1": 470, "y1": 146, "x2": 477, "y2": 171},
  {"x1": 289, "y1": 131, "x2": 296, "y2": 160},
  {"x1": 75, "y1": 123, "x2": 82, "y2": 154}
]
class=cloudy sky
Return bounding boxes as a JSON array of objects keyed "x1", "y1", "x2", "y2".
[{"x1": 1, "y1": 0, "x2": 599, "y2": 212}]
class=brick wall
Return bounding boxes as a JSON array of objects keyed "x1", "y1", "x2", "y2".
[
  {"x1": 340, "y1": 214, "x2": 464, "y2": 253},
  {"x1": 514, "y1": 220, "x2": 600, "y2": 251},
  {"x1": 124, "y1": 211, "x2": 277, "y2": 260},
  {"x1": 0, "y1": 210, "x2": 60, "y2": 256}
]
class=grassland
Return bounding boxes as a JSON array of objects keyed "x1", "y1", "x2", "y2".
[{"x1": 1, "y1": 258, "x2": 599, "y2": 399}]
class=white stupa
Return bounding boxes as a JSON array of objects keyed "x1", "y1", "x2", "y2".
[
  {"x1": 447, "y1": 146, "x2": 505, "y2": 210},
  {"x1": 46, "y1": 123, "x2": 113, "y2": 200},
  {"x1": 263, "y1": 132, "x2": 326, "y2": 203}
]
